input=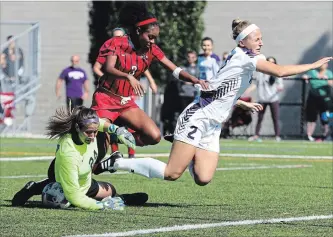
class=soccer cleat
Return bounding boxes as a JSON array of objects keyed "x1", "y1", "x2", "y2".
[
  {"x1": 93, "y1": 151, "x2": 124, "y2": 175},
  {"x1": 163, "y1": 133, "x2": 174, "y2": 143},
  {"x1": 307, "y1": 135, "x2": 315, "y2": 142},
  {"x1": 12, "y1": 181, "x2": 37, "y2": 206},
  {"x1": 106, "y1": 151, "x2": 123, "y2": 173},
  {"x1": 119, "y1": 192, "x2": 148, "y2": 206}
]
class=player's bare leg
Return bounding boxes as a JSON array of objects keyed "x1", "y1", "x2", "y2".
[
  {"x1": 118, "y1": 107, "x2": 161, "y2": 146},
  {"x1": 188, "y1": 149, "x2": 219, "y2": 186},
  {"x1": 163, "y1": 140, "x2": 196, "y2": 180}
]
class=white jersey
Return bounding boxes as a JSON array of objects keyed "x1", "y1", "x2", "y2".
[
  {"x1": 199, "y1": 47, "x2": 258, "y2": 123},
  {"x1": 174, "y1": 47, "x2": 258, "y2": 153}
]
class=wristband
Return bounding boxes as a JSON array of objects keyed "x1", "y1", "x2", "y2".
[
  {"x1": 108, "y1": 124, "x2": 119, "y2": 134},
  {"x1": 172, "y1": 67, "x2": 182, "y2": 79}
]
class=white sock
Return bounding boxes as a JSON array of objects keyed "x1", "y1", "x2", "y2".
[{"x1": 114, "y1": 158, "x2": 166, "y2": 180}]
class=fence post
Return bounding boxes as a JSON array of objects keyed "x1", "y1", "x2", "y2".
[{"x1": 300, "y1": 78, "x2": 307, "y2": 138}]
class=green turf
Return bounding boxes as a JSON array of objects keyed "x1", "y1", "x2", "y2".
[
  {"x1": 1, "y1": 137, "x2": 332, "y2": 156},
  {"x1": 0, "y1": 138, "x2": 332, "y2": 237}
]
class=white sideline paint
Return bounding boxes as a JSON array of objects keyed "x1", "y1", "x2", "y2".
[
  {"x1": 0, "y1": 153, "x2": 332, "y2": 161},
  {"x1": 64, "y1": 215, "x2": 333, "y2": 237},
  {"x1": 0, "y1": 164, "x2": 312, "y2": 179}
]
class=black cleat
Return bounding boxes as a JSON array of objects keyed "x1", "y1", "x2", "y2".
[
  {"x1": 94, "y1": 151, "x2": 124, "y2": 175},
  {"x1": 163, "y1": 133, "x2": 174, "y2": 143},
  {"x1": 119, "y1": 192, "x2": 149, "y2": 206},
  {"x1": 107, "y1": 151, "x2": 123, "y2": 173},
  {"x1": 12, "y1": 181, "x2": 37, "y2": 206}
]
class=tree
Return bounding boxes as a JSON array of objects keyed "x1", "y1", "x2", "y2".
[
  {"x1": 147, "y1": 1, "x2": 206, "y2": 84},
  {"x1": 88, "y1": 1, "x2": 123, "y2": 87},
  {"x1": 88, "y1": 1, "x2": 207, "y2": 86}
]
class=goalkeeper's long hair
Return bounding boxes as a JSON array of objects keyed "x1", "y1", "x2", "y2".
[{"x1": 46, "y1": 106, "x2": 98, "y2": 139}]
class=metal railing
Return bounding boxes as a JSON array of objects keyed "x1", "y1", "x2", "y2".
[
  {"x1": 0, "y1": 21, "x2": 41, "y2": 135},
  {"x1": 158, "y1": 78, "x2": 333, "y2": 139}
]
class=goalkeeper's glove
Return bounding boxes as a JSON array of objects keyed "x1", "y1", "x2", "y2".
[
  {"x1": 107, "y1": 125, "x2": 136, "y2": 150},
  {"x1": 97, "y1": 196, "x2": 125, "y2": 210}
]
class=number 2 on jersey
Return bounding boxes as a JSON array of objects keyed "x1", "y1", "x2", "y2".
[{"x1": 187, "y1": 126, "x2": 198, "y2": 140}]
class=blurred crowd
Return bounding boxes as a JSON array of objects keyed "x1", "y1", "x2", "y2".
[
  {"x1": 0, "y1": 35, "x2": 28, "y2": 129},
  {"x1": 1, "y1": 33, "x2": 332, "y2": 141},
  {"x1": 161, "y1": 36, "x2": 333, "y2": 142}
]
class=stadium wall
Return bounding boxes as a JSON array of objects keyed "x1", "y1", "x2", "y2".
[{"x1": 1, "y1": 1, "x2": 332, "y2": 137}]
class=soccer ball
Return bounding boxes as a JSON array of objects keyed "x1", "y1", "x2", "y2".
[{"x1": 42, "y1": 182, "x2": 70, "y2": 209}]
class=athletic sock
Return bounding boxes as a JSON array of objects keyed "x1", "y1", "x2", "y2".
[
  {"x1": 110, "y1": 142, "x2": 119, "y2": 152},
  {"x1": 114, "y1": 158, "x2": 166, "y2": 179},
  {"x1": 32, "y1": 178, "x2": 51, "y2": 195},
  {"x1": 128, "y1": 147, "x2": 135, "y2": 158}
]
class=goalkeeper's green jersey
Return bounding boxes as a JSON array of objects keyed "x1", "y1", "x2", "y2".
[{"x1": 55, "y1": 133, "x2": 103, "y2": 210}]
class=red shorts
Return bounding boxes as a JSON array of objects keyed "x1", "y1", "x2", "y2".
[{"x1": 91, "y1": 91, "x2": 139, "y2": 122}]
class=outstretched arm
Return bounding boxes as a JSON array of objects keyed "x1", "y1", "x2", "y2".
[
  {"x1": 98, "y1": 118, "x2": 135, "y2": 149},
  {"x1": 159, "y1": 56, "x2": 208, "y2": 89},
  {"x1": 236, "y1": 100, "x2": 263, "y2": 113},
  {"x1": 256, "y1": 57, "x2": 332, "y2": 77}
]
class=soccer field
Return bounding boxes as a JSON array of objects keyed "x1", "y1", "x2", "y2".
[{"x1": 0, "y1": 138, "x2": 332, "y2": 237}]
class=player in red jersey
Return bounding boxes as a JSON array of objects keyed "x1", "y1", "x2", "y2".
[
  {"x1": 91, "y1": 2, "x2": 207, "y2": 160},
  {"x1": 93, "y1": 27, "x2": 157, "y2": 158}
]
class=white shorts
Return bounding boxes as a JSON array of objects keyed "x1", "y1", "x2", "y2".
[{"x1": 174, "y1": 102, "x2": 222, "y2": 153}]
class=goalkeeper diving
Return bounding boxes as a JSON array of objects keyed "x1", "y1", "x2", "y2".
[{"x1": 12, "y1": 106, "x2": 147, "y2": 210}]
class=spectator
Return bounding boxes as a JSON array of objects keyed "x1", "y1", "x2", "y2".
[
  {"x1": 0, "y1": 35, "x2": 24, "y2": 92},
  {"x1": 56, "y1": 55, "x2": 89, "y2": 109},
  {"x1": 179, "y1": 50, "x2": 199, "y2": 107},
  {"x1": 247, "y1": 56, "x2": 284, "y2": 142},
  {"x1": 0, "y1": 35, "x2": 24, "y2": 93},
  {"x1": 183, "y1": 50, "x2": 200, "y2": 78},
  {"x1": 302, "y1": 62, "x2": 333, "y2": 141},
  {"x1": 221, "y1": 51, "x2": 229, "y2": 66},
  {"x1": 161, "y1": 50, "x2": 199, "y2": 135},
  {"x1": 0, "y1": 35, "x2": 25, "y2": 129},
  {"x1": 195, "y1": 37, "x2": 220, "y2": 102},
  {"x1": 198, "y1": 37, "x2": 220, "y2": 81}
]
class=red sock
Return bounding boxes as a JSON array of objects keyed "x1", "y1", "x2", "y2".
[
  {"x1": 128, "y1": 147, "x2": 135, "y2": 158},
  {"x1": 110, "y1": 142, "x2": 119, "y2": 153}
]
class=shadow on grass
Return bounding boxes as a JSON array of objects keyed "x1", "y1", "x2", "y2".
[{"x1": 2, "y1": 200, "x2": 77, "y2": 211}]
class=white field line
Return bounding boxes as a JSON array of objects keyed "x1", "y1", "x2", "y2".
[
  {"x1": 0, "y1": 164, "x2": 312, "y2": 179},
  {"x1": 64, "y1": 214, "x2": 333, "y2": 237},
  {"x1": 0, "y1": 153, "x2": 332, "y2": 162}
]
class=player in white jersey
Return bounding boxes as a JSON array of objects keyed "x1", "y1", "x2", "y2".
[{"x1": 95, "y1": 18, "x2": 332, "y2": 187}]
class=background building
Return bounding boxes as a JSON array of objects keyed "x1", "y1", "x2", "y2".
[{"x1": 0, "y1": 1, "x2": 332, "y2": 136}]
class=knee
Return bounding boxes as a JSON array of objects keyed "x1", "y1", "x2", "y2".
[
  {"x1": 193, "y1": 176, "x2": 212, "y2": 186},
  {"x1": 164, "y1": 171, "x2": 182, "y2": 181},
  {"x1": 149, "y1": 131, "x2": 161, "y2": 145}
]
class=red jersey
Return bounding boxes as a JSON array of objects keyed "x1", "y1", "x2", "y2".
[{"x1": 97, "y1": 36, "x2": 165, "y2": 97}]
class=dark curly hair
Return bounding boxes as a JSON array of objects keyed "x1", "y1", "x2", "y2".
[{"x1": 117, "y1": 2, "x2": 158, "y2": 48}]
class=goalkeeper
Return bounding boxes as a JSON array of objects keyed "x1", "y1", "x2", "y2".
[{"x1": 12, "y1": 106, "x2": 148, "y2": 210}]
